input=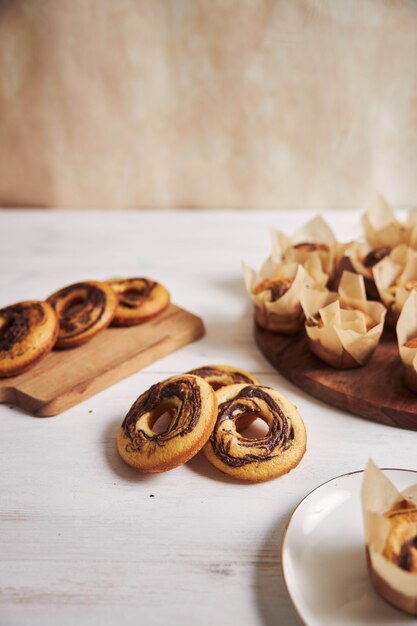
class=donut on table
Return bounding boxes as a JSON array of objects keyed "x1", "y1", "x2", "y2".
[
  {"x1": 186, "y1": 364, "x2": 260, "y2": 390},
  {"x1": 47, "y1": 281, "x2": 118, "y2": 348},
  {"x1": 107, "y1": 277, "x2": 170, "y2": 326},
  {"x1": 117, "y1": 374, "x2": 218, "y2": 473},
  {"x1": 0, "y1": 301, "x2": 58, "y2": 377},
  {"x1": 204, "y1": 384, "x2": 306, "y2": 482}
]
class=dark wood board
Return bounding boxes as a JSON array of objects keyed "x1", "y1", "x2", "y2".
[
  {"x1": 0, "y1": 304, "x2": 204, "y2": 417},
  {"x1": 254, "y1": 324, "x2": 417, "y2": 431}
]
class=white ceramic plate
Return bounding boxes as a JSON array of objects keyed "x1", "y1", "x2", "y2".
[{"x1": 281, "y1": 469, "x2": 417, "y2": 626}]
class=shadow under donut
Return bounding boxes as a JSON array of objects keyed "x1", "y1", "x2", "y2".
[
  {"x1": 186, "y1": 450, "x2": 242, "y2": 485},
  {"x1": 102, "y1": 416, "x2": 160, "y2": 483}
]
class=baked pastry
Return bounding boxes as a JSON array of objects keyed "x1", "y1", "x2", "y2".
[
  {"x1": 270, "y1": 215, "x2": 350, "y2": 285},
  {"x1": 383, "y1": 500, "x2": 417, "y2": 573},
  {"x1": 117, "y1": 374, "x2": 217, "y2": 473},
  {"x1": 108, "y1": 277, "x2": 170, "y2": 326},
  {"x1": 397, "y1": 291, "x2": 417, "y2": 393},
  {"x1": 186, "y1": 364, "x2": 260, "y2": 390},
  {"x1": 345, "y1": 241, "x2": 392, "y2": 299},
  {"x1": 253, "y1": 277, "x2": 293, "y2": 300},
  {"x1": 363, "y1": 194, "x2": 415, "y2": 249},
  {"x1": 373, "y1": 245, "x2": 417, "y2": 327},
  {"x1": 301, "y1": 271, "x2": 386, "y2": 369},
  {"x1": 0, "y1": 301, "x2": 58, "y2": 377},
  {"x1": 243, "y1": 260, "x2": 313, "y2": 334},
  {"x1": 47, "y1": 280, "x2": 117, "y2": 348},
  {"x1": 308, "y1": 306, "x2": 377, "y2": 332},
  {"x1": 362, "y1": 246, "x2": 391, "y2": 268},
  {"x1": 341, "y1": 306, "x2": 377, "y2": 330},
  {"x1": 203, "y1": 384, "x2": 306, "y2": 482},
  {"x1": 347, "y1": 195, "x2": 416, "y2": 298},
  {"x1": 362, "y1": 461, "x2": 417, "y2": 615}
]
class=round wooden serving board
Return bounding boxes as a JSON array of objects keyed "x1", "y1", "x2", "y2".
[{"x1": 255, "y1": 324, "x2": 417, "y2": 431}]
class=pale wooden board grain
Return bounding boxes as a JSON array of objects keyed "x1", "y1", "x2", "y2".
[
  {"x1": 1, "y1": 209, "x2": 417, "y2": 626},
  {"x1": 0, "y1": 304, "x2": 204, "y2": 416}
]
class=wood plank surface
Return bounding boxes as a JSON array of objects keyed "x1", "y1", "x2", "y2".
[
  {"x1": 0, "y1": 304, "x2": 204, "y2": 416},
  {"x1": 255, "y1": 325, "x2": 417, "y2": 431}
]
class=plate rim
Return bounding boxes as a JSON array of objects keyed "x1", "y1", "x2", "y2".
[{"x1": 280, "y1": 467, "x2": 417, "y2": 626}]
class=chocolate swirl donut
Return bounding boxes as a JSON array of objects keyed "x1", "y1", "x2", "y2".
[
  {"x1": 0, "y1": 300, "x2": 58, "y2": 377},
  {"x1": 117, "y1": 374, "x2": 217, "y2": 473},
  {"x1": 108, "y1": 277, "x2": 170, "y2": 326},
  {"x1": 47, "y1": 281, "x2": 117, "y2": 348},
  {"x1": 186, "y1": 365, "x2": 260, "y2": 390},
  {"x1": 203, "y1": 384, "x2": 306, "y2": 482}
]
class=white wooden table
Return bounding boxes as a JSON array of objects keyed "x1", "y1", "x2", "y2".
[{"x1": 1, "y1": 209, "x2": 417, "y2": 626}]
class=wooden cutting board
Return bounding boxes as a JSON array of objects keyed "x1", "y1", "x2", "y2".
[
  {"x1": 0, "y1": 304, "x2": 204, "y2": 417},
  {"x1": 255, "y1": 324, "x2": 417, "y2": 431}
]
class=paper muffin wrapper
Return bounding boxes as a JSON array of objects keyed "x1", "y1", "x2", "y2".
[
  {"x1": 270, "y1": 215, "x2": 339, "y2": 279},
  {"x1": 301, "y1": 271, "x2": 386, "y2": 368},
  {"x1": 362, "y1": 460, "x2": 417, "y2": 615},
  {"x1": 346, "y1": 240, "x2": 382, "y2": 281},
  {"x1": 363, "y1": 194, "x2": 416, "y2": 249},
  {"x1": 373, "y1": 245, "x2": 417, "y2": 327},
  {"x1": 242, "y1": 259, "x2": 313, "y2": 333},
  {"x1": 397, "y1": 290, "x2": 417, "y2": 393}
]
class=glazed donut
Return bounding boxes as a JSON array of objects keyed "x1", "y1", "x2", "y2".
[
  {"x1": 186, "y1": 364, "x2": 260, "y2": 390},
  {"x1": 0, "y1": 301, "x2": 58, "y2": 377},
  {"x1": 117, "y1": 374, "x2": 218, "y2": 473},
  {"x1": 203, "y1": 384, "x2": 306, "y2": 482},
  {"x1": 47, "y1": 281, "x2": 117, "y2": 348},
  {"x1": 107, "y1": 277, "x2": 170, "y2": 326}
]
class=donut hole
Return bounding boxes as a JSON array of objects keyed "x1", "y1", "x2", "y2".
[
  {"x1": 123, "y1": 288, "x2": 144, "y2": 301},
  {"x1": 235, "y1": 413, "x2": 269, "y2": 439},
  {"x1": 148, "y1": 405, "x2": 177, "y2": 434},
  {"x1": 63, "y1": 297, "x2": 87, "y2": 318}
]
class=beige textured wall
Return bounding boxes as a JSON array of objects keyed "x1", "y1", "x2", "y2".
[{"x1": 0, "y1": 0, "x2": 416, "y2": 209}]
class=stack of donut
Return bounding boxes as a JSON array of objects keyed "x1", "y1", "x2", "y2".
[
  {"x1": 0, "y1": 278, "x2": 170, "y2": 378},
  {"x1": 116, "y1": 365, "x2": 307, "y2": 482}
]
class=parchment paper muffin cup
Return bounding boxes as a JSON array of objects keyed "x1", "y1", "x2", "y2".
[
  {"x1": 346, "y1": 241, "x2": 384, "y2": 282},
  {"x1": 362, "y1": 460, "x2": 417, "y2": 615},
  {"x1": 373, "y1": 244, "x2": 417, "y2": 327},
  {"x1": 242, "y1": 259, "x2": 313, "y2": 334},
  {"x1": 345, "y1": 239, "x2": 397, "y2": 300},
  {"x1": 270, "y1": 215, "x2": 340, "y2": 280},
  {"x1": 301, "y1": 271, "x2": 386, "y2": 369},
  {"x1": 363, "y1": 194, "x2": 416, "y2": 249},
  {"x1": 396, "y1": 290, "x2": 417, "y2": 393}
]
